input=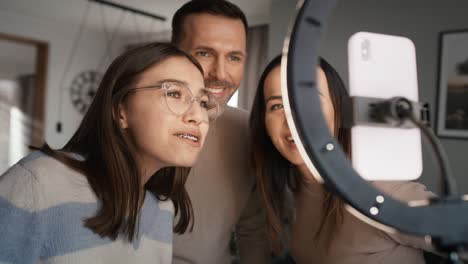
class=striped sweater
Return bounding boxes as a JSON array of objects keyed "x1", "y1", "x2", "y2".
[{"x1": 0, "y1": 151, "x2": 174, "y2": 264}]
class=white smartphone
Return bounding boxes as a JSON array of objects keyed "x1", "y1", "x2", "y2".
[{"x1": 347, "y1": 31, "x2": 422, "y2": 181}]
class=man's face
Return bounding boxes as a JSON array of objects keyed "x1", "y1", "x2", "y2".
[{"x1": 177, "y1": 13, "x2": 247, "y2": 105}]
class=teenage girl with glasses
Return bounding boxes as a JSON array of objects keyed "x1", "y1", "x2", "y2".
[{"x1": 0, "y1": 43, "x2": 219, "y2": 264}]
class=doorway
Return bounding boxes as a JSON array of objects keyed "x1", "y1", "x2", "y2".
[{"x1": 0, "y1": 32, "x2": 48, "y2": 174}]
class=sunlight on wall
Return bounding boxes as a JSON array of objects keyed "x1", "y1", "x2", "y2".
[
  {"x1": 8, "y1": 107, "x2": 31, "y2": 167},
  {"x1": 227, "y1": 90, "x2": 239, "y2": 108}
]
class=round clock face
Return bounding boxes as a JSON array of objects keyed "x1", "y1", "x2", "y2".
[{"x1": 69, "y1": 71, "x2": 102, "y2": 114}]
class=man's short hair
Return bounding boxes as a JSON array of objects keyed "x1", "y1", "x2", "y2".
[{"x1": 171, "y1": 0, "x2": 248, "y2": 45}]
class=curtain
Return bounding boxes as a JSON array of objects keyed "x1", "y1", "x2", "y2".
[{"x1": 237, "y1": 25, "x2": 269, "y2": 111}]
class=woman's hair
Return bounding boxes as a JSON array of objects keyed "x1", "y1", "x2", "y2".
[
  {"x1": 249, "y1": 55, "x2": 351, "y2": 254},
  {"x1": 41, "y1": 42, "x2": 204, "y2": 241}
]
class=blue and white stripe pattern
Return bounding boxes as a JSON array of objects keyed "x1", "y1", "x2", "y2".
[{"x1": 0, "y1": 152, "x2": 174, "y2": 264}]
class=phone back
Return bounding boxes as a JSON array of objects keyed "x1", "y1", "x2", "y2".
[{"x1": 348, "y1": 31, "x2": 422, "y2": 181}]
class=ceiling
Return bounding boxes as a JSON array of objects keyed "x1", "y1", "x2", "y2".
[{"x1": 0, "y1": 0, "x2": 271, "y2": 35}]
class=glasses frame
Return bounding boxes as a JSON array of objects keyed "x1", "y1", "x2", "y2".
[{"x1": 128, "y1": 81, "x2": 219, "y2": 123}]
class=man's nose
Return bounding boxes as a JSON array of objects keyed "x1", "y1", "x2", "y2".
[{"x1": 209, "y1": 56, "x2": 226, "y2": 81}]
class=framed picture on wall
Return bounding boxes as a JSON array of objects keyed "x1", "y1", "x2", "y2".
[{"x1": 436, "y1": 29, "x2": 468, "y2": 138}]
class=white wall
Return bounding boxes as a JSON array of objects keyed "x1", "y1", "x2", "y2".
[
  {"x1": 0, "y1": 40, "x2": 36, "y2": 78},
  {"x1": 269, "y1": 0, "x2": 468, "y2": 194},
  {"x1": 0, "y1": 8, "x2": 129, "y2": 148}
]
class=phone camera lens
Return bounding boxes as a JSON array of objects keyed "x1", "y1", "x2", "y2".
[{"x1": 361, "y1": 39, "x2": 371, "y2": 61}]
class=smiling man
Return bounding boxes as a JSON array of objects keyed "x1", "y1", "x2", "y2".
[
  {"x1": 173, "y1": 4, "x2": 246, "y2": 106},
  {"x1": 171, "y1": 1, "x2": 270, "y2": 264}
]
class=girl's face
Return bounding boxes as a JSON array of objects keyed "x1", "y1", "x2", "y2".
[
  {"x1": 119, "y1": 56, "x2": 209, "y2": 175},
  {"x1": 264, "y1": 65, "x2": 335, "y2": 166}
]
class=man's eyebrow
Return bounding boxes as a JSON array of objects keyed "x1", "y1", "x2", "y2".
[
  {"x1": 229, "y1": 51, "x2": 246, "y2": 57},
  {"x1": 195, "y1": 46, "x2": 245, "y2": 56},
  {"x1": 194, "y1": 46, "x2": 216, "y2": 53},
  {"x1": 265, "y1": 95, "x2": 282, "y2": 104}
]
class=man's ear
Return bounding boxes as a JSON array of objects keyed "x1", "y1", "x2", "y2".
[{"x1": 117, "y1": 103, "x2": 129, "y2": 129}]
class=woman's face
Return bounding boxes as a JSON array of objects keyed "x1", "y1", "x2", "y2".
[
  {"x1": 119, "y1": 56, "x2": 209, "y2": 174},
  {"x1": 264, "y1": 65, "x2": 335, "y2": 166}
]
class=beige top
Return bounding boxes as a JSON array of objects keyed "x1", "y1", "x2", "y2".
[
  {"x1": 289, "y1": 180, "x2": 436, "y2": 264},
  {"x1": 173, "y1": 107, "x2": 270, "y2": 264}
]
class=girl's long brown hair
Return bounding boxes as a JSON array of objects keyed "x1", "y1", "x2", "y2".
[
  {"x1": 41, "y1": 43, "x2": 204, "y2": 241},
  {"x1": 249, "y1": 56, "x2": 351, "y2": 254}
]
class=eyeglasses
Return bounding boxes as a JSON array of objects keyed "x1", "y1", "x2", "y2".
[{"x1": 128, "y1": 81, "x2": 220, "y2": 123}]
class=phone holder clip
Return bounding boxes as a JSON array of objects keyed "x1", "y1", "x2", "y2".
[{"x1": 344, "y1": 96, "x2": 430, "y2": 128}]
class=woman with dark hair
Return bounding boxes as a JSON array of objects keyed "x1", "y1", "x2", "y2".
[
  {"x1": 0, "y1": 43, "x2": 219, "y2": 263},
  {"x1": 250, "y1": 56, "x2": 435, "y2": 263}
]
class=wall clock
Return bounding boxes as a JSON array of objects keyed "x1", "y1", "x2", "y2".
[{"x1": 69, "y1": 70, "x2": 102, "y2": 114}]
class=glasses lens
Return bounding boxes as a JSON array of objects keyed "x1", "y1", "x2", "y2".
[
  {"x1": 164, "y1": 83, "x2": 192, "y2": 115},
  {"x1": 164, "y1": 83, "x2": 219, "y2": 123}
]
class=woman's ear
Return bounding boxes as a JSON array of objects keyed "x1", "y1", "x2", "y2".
[{"x1": 117, "y1": 103, "x2": 129, "y2": 129}]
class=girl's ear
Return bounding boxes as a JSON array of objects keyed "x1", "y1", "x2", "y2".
[{"x1": 117, "y1": 103, "x2": 129, "y2": 129}]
